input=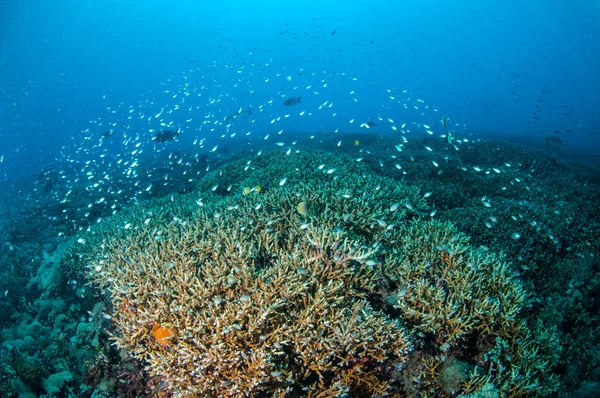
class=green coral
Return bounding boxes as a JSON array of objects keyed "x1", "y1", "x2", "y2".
[{"x1": 41, "y1": 370, "x2": 73, "y2": 396}]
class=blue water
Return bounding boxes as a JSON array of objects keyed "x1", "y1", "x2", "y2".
[{"x1": 1, "y1": 0, "x2": 598, "y2": 186}]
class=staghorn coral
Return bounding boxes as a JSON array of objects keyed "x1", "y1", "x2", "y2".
[
  {"x1": 74, "y1": 149, "x2": 560, "y2": 396},
  {"x1": 90, "y1": 218, "x2": 411, "y2": 396},
  {"x1": 384, "y1": 219, "x2": 527, "y2": 346},
  {"x1": 83, "y1": 150, "x2": 418, "y2": 396},
  {"x1": 383, "y1": 219, "x2": 559, "y2": 396}
]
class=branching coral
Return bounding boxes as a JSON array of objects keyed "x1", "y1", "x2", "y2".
[
  {"x1": 84, "y1": 151, "x2": 419, "y2": 396},
  {"x1": 76, "y1": 149, "x2": 560, "y2": 396},
  {"x1": 384, "y1": 219, "x2": 527, "y2": 345},
  {"x1": 92, "y1": 219, "x2": 411, "y2": 396},
  {"x1": 383, "y1": 219, "x2": 559, "y2": 396}
]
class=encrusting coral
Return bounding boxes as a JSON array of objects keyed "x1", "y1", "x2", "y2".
[{"x1": 72, "y1": 149, "x2": 560, "y2": 396}]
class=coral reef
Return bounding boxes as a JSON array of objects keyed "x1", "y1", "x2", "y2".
[
  {"x1": 82, "y1": 150, "x2": 417, "y2": 396},
  {"x1": 357, "y1": 136, "x2": 600, "y2": 393},
  {"x1": 72, "y1": 149, "x2": 559, "y2": 396},
  {"x1": 1, "y1": 137, "x2": 597, "y2": 396},
  {"x1": 322, "y1": 134, "x2": 600, "y2": 394}
]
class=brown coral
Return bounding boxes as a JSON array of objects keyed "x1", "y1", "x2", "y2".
[
  {"x1": 79, "y1": 150, "x2": 559, "y2": 396},
  {"x1": 86, "y1": 164, "x2": 415, "y2": 395}
]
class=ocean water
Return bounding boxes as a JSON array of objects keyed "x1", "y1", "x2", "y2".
[{"x1": 0, "y1": 1, "x2": 599, "y2": 396}]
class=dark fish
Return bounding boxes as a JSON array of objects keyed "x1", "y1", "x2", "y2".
[
  {"x1": 440, "y1": 116, "x2": 448, "y2": 129},
  {"x1": 224, "y1": 107, "x2": 253, "y2": 123},
  {"x1": 366, "y1": 121, "x2": 377, "y2": 127},
  {"x1": 152, "y1": 130, "x2": 180, "y2": 143},
  {"x1": 545, "y1": 136, "x2": 562, "y2": 148},
  {"x1": 100, "y1": 130, "x2": 115, "y2": 140},
  {"x1": 283, "y1": 97, "x2": 301, "y2": 106},
  {"x1": 445, "y1": 131, "x2": 456, "y2": 145},
  {"x1": 331, "y1": 29, "x2": 336, "y2": 36}
]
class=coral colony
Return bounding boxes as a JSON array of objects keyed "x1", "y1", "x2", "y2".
[{"x1": 74, "y1": 150, "x2": 558, "y2": 396}]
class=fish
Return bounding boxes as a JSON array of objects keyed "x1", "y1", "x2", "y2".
[
  {"x1": 283, "y1": 97, "x2": 301, "y2": 106},
  {"x1": 297, "y1": 201, "x2": 311, "y2": 216},
  {"x1": 545, "y1": 136, "x2": 562, "y2": 148},
  {"x1": 152, "y1": 323, "x2": 177, "y2": 346},
  {"x1": 445, "y1": 131, "x2": 456, "y2": 145},
  {"x1": 243, "y1": 185, "x2": 261, "y2": 195},
  {"x1": 224, "y1": 107, "x2": 253, "y2": 123},
  {"x1": 440, "y1": 115, "x2": 448, "y2": 128},
  {"x1": 152, "y1": 130, "x2": 180, "y2": 143},
  {"x1": 360, "y1": 121, "x2": 377, "y2": 129},
  {"x1": 100, "y1": 130, "x2": 115, "y2": 140}
]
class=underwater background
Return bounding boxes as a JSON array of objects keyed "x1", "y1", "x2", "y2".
[{"x1": 0, "y1": 0, "x2": 599, "y2": 397}]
